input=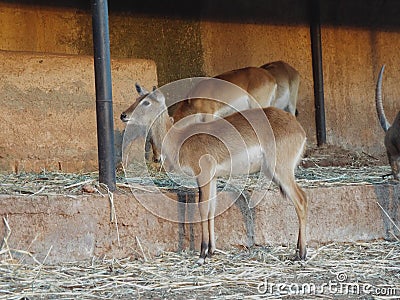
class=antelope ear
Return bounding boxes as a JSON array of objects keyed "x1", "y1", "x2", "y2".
[
  {"x1": 135, "y1": 83, "x2": 149, "y2": 96},
  {"x1": 152, "y1": 88, "x2": 166, "y2": 104}
]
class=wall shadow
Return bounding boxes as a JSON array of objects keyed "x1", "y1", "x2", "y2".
[
  {"x1": 4, "y1": 0, "x2": 400, "y2": 30},
  {"x1": 175, "y1": 189, "x2": 256, "y2": 251},
  {"x1": 177, "y1": 191, "x2": 196, "y2": 251},
  {"x1": 373, "y1": 183, "x2": 400, "y2": 240},
  {"x1": 234, "y1": 191, "x2": 256, "y2": 248}
]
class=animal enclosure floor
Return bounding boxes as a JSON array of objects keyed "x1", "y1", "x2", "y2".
[
  {"x1": 0, "y1": 144, "x2": 399, "y2": 299},
  {"x1": 1, "y1": 240, "x2": 399, "y2": 299}
]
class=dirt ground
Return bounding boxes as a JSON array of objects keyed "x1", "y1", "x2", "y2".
[
  {"x1": 0, "y1": 143, "x2": 398, "y2": 299},
  {"x1": 1, "y1": 241, "x2": 399, "y2": 299}
]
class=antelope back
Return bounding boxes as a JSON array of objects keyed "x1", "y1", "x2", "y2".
[
  {"x1": 261, "y1": 61, "x2": 300, "y2": 114},
  {"x1": 173, "y1": 67, "x2": 277, "y2": 123},
  {"x1": 174, "y1": 107, "x2": 305, "y2": 178}
]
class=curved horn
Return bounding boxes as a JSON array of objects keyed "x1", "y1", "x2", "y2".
[{"x1": 375, "y1": 65, "x2": 391, "y2": 132}]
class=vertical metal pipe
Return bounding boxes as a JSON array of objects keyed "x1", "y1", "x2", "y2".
[
  {"x1": 310, "y1": 0, "x2": 326, "y2": 146},
  {"x1": 91, "y1": 0, "x2": 116, "y2": 191}
]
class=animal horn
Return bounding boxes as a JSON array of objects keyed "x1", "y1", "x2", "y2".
[{"x1": 375, "y1": 65, "x2": 391, "y2": 132}]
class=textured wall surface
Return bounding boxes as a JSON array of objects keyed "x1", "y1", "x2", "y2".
[
  {"x1": 1, "y1": 2, "x2": 400, "y2": 171},
  {"x1": 199, "y1": 22, "x2": 316, "y2": 144},
  {"x1": 0, "y1": 184, "x2": 398, "y2": 263},
  {"x1": 199, "y1": 21, "x2": 400, "y2": 153},
  {"x1": 0, "y1": 51, "x2": 157, "y2": 172}
]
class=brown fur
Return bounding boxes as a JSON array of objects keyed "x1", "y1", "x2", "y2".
[
  {"x1": 122, "y1": 62, "x2": 300, "y2": 162},
  {"x1": 375, "y1": 65, "x2": 400, "y2": 180},
  {"x1": 173, "y1": 61, "x2": 300, "y2": 123},
  {"x1": 172, "y1": 66, "x2": 277, "y2": 123},
  {"x1": 126, "y1": 89, "x2": 308, "y2": 264},
  {"x1": 261, "y1": 60, "x2": 300, "y2": 115}
]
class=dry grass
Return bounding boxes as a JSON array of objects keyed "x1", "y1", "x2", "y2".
[
  {"x1": 0, "y1": 164, "x2": 394, "y2": 198},
  {"x1": 0, "y1": 241, "x2": 399, "y2": 299},
  {"x1": 0, "y1": 143, "x2": 392, "y2": 197},
  {"x1": 0, "y1": 146, "x2": 398, "y2": 299}
]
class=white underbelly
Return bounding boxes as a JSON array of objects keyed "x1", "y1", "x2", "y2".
[
  {"x1": 216, "y1": 145, "x2": 263, "y2": 176},
  {"x1": 271, "y1": 89, "x2": 290, "y2": 109}
]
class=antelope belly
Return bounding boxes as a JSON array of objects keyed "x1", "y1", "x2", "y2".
[{"x1": 216, "y1": 145, "x2": 263, "y2": 176}]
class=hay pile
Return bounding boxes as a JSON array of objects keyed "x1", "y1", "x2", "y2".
[
  {"x1": 0, "y1": 146, "x2": 398, "y2": 299},
  {"x1": 0, "y1": 142, "x2": 393, "y2": 196},
  {"x1": 0, "y1": 241, "x2": 399, "y2": 299},
  {"x1": 0, "y1": 164, "x2": 394, "y2": 197}
]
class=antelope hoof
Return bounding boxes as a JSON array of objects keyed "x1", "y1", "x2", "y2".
[
  {"x1": 197, "y1": 257, "x2": 206, "y2": 265},
  {"x1": 294, "y1": 248, "x2": 307, "y2": 261},
  {"x1": 208, "y1": 246, "x2": 216, "y2": 258}
]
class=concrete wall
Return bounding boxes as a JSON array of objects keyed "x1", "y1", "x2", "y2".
[
  {"x1": 0, "y1": 4, "x2": 92, "y2": 55},
  {"x1": 322, "y1": 28, "x2": 400, "y2": 153},
  {"x1": 199, "y1": 22, "x2": 316, "y2": 144},
  {"x1": 1, "y1": 2, "x2": 400, "y2": 171},
  {"x1": 0, "y1": 51, "x2": 157, "y2": 172},
  {"x1": 199, "y1": 21, "x2": 400, "y2": 153},
  {"x1": 0, "y1": 184, "x2": 398, "y2": 263}
]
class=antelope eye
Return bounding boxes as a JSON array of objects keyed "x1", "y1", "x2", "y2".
[{"x1": 142, "y1": 100, "x2": 150, "y2": 106}]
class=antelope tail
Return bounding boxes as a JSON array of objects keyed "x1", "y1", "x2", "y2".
[{"x1": 375, "y1": 65, "x2": 391, "y2": 132}]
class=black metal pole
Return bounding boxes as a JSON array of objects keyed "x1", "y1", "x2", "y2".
[
  {"x1": 91, "y1": 0, "x2": 116, "y2": 191},
  {"x1": 310, "y1": 0, "x2": 326, "y2": 146}
]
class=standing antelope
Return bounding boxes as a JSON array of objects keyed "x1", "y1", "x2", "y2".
[
  {"x1": 121, "y1": 61, "x2": 300, "y2": 162},
  {"x1": 375, "y1": 65, "x2": 400, "y2": 180},
  {"x1": 172, "y1": 66, "x2": 277, "y2": 124},
  {"x1": 172, "y1": 60, "x2": 299, "y2": 123},
  {"x1": 121, "y1": 85, "x2": 308, "y2": 264}
]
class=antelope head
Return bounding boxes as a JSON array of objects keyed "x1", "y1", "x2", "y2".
[
  {"x1": 120, "y1": 83, "x2": 173, "y2": 163},
  {"x1": 121, "y1": 84, "x2": 163, "y2": 124}
]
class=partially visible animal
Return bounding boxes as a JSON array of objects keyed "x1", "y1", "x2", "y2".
[
  {"x1": 261, "y1": 60, "x2": 300, "y2": 116},
  {"x1": 172, "y1": 66, "x2": 277, "y2": 124},
  {"x1": 173, "y1": 61, "x2": 300, "y2": 124},
  {"x1": 375, "y1": 65, "x2": 400, "y2": 180},
  {"x1": 121, "y1": 61, "x2": 300, "y2": 162},
  {"x1": 123, "y1": 85, "x2": 308, "y2": 264}
]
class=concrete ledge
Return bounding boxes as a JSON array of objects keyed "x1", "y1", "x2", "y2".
[
  {"x1": 0, "y1": 50, "x2": 157, "y2": 172},
  {"x1": 0, "y1": 184, "x2": 398, "y2": 264}
]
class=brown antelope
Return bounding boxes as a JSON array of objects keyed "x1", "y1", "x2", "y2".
[
  {"x1": 375, "y1": 65, "x2": 400, "y2": 180},
  {"x1": 122, "y1": 85, "x2": 308, "y2": 264},
  {"x1": 261, "y1": 60, "x2": 300, "y2": 116},
  {"x1": 172, "y1": 61, "x2": 300, "y2": 123},
  {"x1": 172, "y1": 66, "x2": 277, "y2": 123},
  {"x1": 121, "y1": 61, "x2": 300, "y2": 162}
]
